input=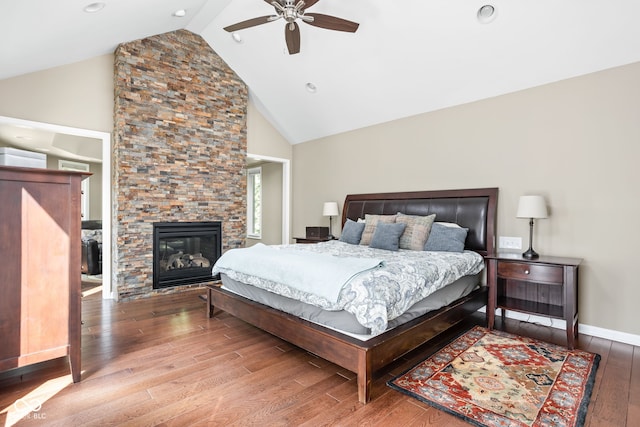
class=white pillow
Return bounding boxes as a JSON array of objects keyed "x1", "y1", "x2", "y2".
[{"x1": 436, "y1": 222, "x2": 462, "y2": 228}]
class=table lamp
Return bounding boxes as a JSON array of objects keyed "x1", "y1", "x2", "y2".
[
  {"x1": 516, "y1": 195, "x2": 548, "y2": 259},
  {"x1": 322, "y1": 202, "x2": 339, "y2": 239}
]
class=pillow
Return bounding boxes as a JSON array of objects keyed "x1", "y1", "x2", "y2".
[
  {"x1": 359, "y1": 214, "x2": 397, "y2": 246},
  {"x1": 339, "y1": 219, "x2": 365, "y2": 245},
  {"x1": 396, "y1": 213, "x2": 436, "y2": 250},
  {"x1": 424, "y1": 223, "x2": 469, "y2": 252},
  {"x1": 369, "y1": 222, "x2": 406, "y2": 251},
  {"x1": 436, "y1": 222, "x2": 462, "y2": 228}
]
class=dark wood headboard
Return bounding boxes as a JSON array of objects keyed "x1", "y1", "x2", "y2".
[{"x1": 342, "y1": 188, "x2": 498, "y2": 256}]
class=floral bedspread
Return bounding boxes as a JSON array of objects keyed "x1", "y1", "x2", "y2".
[{"x1": 214, "y1": 240, "x2": 484, "y2": 335}]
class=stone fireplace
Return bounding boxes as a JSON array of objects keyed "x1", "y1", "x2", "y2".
[{"x1": 113, "y1": 30, "x2": 247, "y2": 300}]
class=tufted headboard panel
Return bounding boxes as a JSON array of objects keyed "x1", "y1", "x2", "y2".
[{"x1": 342, "y1": 188, "x2": 498, "y2": 256}]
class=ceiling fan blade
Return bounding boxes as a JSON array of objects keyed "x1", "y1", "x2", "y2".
[
  {"x1": 223, "y1": 16, "x2": 273, "y2": 32},
  {"x1": 270, "y1": 0, "x2": 286, "y2": 14},
  {"x1": 285, "y1": 22, "x2": 301, "y2": 55},
  {"x1": 304, "y1": 13, "x2": 359, "y2": 33}
]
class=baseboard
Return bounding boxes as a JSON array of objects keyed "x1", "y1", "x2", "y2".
[
  {"x1": 477, "y1": 307, "x2": 640, "y2": 347},
  {"x1": 578, "y1": 323, "x2": 640, "y2": 347}
]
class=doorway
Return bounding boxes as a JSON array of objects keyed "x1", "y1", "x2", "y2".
[
  {"x1": 246, "y1": 153, "x2": 290, "y2": 245},
  {"x1": 0, "y1": 115, "x2": 113, "y2": 299}
]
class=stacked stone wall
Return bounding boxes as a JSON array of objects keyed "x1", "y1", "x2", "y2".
[{"x1": 113, "y1": 30, "x2": 247, "y2": 299}]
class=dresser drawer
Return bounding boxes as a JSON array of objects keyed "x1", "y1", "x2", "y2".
[{"x1": 497, "y1": 262, "x2": 563, "y2": 284}]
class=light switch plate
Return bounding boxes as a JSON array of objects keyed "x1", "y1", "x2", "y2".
[{"x1": 499, "y1": 236, "x2": 522, "y2": 250}]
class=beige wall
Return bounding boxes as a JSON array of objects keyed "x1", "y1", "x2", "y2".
[
  {"x1": 247, "y1": 100, "x2": 292, "y2": 159},
  {"x1": 0, "y1": 54, "x2": 114, "y2": 132},
  {"x1": 293, "y1": 61, "x2": 640, "y2": 336}
]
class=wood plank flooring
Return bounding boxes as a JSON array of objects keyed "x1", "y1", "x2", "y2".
[{"x1": 0, "y1": 289, "x2": 637, "y2": 426}]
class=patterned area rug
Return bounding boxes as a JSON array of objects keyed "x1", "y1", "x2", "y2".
[{"x1": 388, "y1": 326, "x2": 600, "y2": 427}]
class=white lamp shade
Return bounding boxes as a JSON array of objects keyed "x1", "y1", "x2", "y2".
[
  {"x1": 516, "y1": 195, "x2": 548, "y2": 219},
  {"x1": 322, "y1": 201, "x2": 339, "y2": 216}
]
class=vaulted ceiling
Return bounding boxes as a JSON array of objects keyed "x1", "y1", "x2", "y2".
[{"x1": 1, "y1": 0, "x2": 639, "y2": 145}]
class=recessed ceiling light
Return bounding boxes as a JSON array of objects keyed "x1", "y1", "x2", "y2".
[
  {"x1": 172, "y1": 9, "x2": 187, "y2": 18},
  {"x1": 231, "y1": 32, "x2": 243, "y2": 43},
  {"x1": 305, "y1": 83, "x2": 317, "y2": 93},
  {"x1": 83, "y1": 2, "x2": 106, "y2": 13},
  {"x1": 477, "y1": 5, "x2": 497, "y2": 24}
]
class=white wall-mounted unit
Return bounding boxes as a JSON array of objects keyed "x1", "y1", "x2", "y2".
[{"x1": 0, "y1": 147, "x2": 46, "y2": 168}]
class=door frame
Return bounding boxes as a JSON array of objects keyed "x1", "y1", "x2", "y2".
[{"x1": 246, "y1": 153, "x2": 290, "y2": 244}]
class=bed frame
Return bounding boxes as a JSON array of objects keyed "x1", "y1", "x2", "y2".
[{"x1": 206, "y1": 187, "x2": 498, "y2": 403}]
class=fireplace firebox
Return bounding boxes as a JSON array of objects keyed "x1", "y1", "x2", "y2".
[{"x1": 153, "y1": 222, "x2": 221, "y2": 289}]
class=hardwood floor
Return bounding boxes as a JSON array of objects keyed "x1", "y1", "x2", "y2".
[{"x1": 0, "y1": 289, "x2": 637, "y2": 426}]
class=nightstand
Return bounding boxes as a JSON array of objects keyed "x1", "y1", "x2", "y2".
[
  {"x1": 486, "y1": 253, "x2": 581, "y2": 349},
  {"x1": 294, "y1": 237, "x2": 333, "y2": 244}
]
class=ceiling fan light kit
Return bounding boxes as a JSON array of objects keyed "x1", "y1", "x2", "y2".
[{"x1": 224, "y1": 0, "x2": 359, "y2": 55}]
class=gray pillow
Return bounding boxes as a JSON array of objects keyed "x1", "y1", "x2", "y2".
[
  {"x1": 370, "y1": 222, "x2": 406, "y2": 251},
  {"x1": 339, "y1": 219, "x2": 365, "y2": 245},
  {"x1": 424, "y1": 223, "x2": 468, "y2": 252}
]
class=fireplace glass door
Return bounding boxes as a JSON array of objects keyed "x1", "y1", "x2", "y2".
[{"x1": 153, "y1": 222, "x2": 221, "y2": 289}]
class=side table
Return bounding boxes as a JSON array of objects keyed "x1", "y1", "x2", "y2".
[
  {"x1": 294, "y1": 237, "x2": 333, "y2": 244},
  {"x1": 486, "y1": 253, "x2": 581, "y2": 349}
]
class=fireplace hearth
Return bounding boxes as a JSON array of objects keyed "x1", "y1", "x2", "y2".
[{"x1": 153, "y1": 222, "x2": 222, "y2": 289}]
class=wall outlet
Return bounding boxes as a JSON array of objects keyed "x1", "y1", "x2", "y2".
[{"x1": 499, "y1": 236, "x2": 522, "y2": 250}]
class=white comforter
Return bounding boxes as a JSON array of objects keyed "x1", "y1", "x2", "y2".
[
  {"x1": 212, "y1": 243, "x2": 383, "y2": 303},
  {"x1": 212, "y1": 240, "x2": 484, "y2": 335}
]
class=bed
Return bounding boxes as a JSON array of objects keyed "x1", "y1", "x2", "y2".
[{"x1": 206, "y1": 187, "x2": 498, "y2": 403}]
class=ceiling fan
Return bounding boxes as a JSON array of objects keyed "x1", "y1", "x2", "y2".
[{"x1": 224, "y1": 0, "x2": 359, "y2": 55}]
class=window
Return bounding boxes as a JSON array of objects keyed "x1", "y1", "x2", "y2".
[{"x1": 247, "y1": 167, "x2": 262, "y2": 238}]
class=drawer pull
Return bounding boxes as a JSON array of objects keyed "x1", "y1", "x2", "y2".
[{"x1": 525, "y1": 270, "x2": 530, "y2": 275}]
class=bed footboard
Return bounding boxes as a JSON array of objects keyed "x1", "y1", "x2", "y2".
[{"x1": 206, "y1": 284, "x2": 487, "y2": 403}]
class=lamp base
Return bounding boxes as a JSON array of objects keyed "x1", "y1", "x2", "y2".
[
  {"x1": 328, "y1": 216, "x2": 334, "y2": 240},
  {"x1": 523, "y1": 218, "x2": 540, "y2": 259}
]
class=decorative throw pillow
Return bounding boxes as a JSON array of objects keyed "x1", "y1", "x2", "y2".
[
  {"x1": 359, "y1": 214, "x2": 397, "y2": 246},
  {"x1": 424, "y1": 222, "x2": 469, "y2": 252},
  {"x1": 396, "y1": 213, "x2": 436, "y2": 251},
  {"x1": 339, "y1": 219, "x2": 366, "y2": 245},
  {"x1": 369, "y1": 222, "x2": 406, "y2": 251}
]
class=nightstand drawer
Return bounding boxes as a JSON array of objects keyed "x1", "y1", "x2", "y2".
[{"x1": 497, "y1": 262, "x2": 563, "y2": 284}]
